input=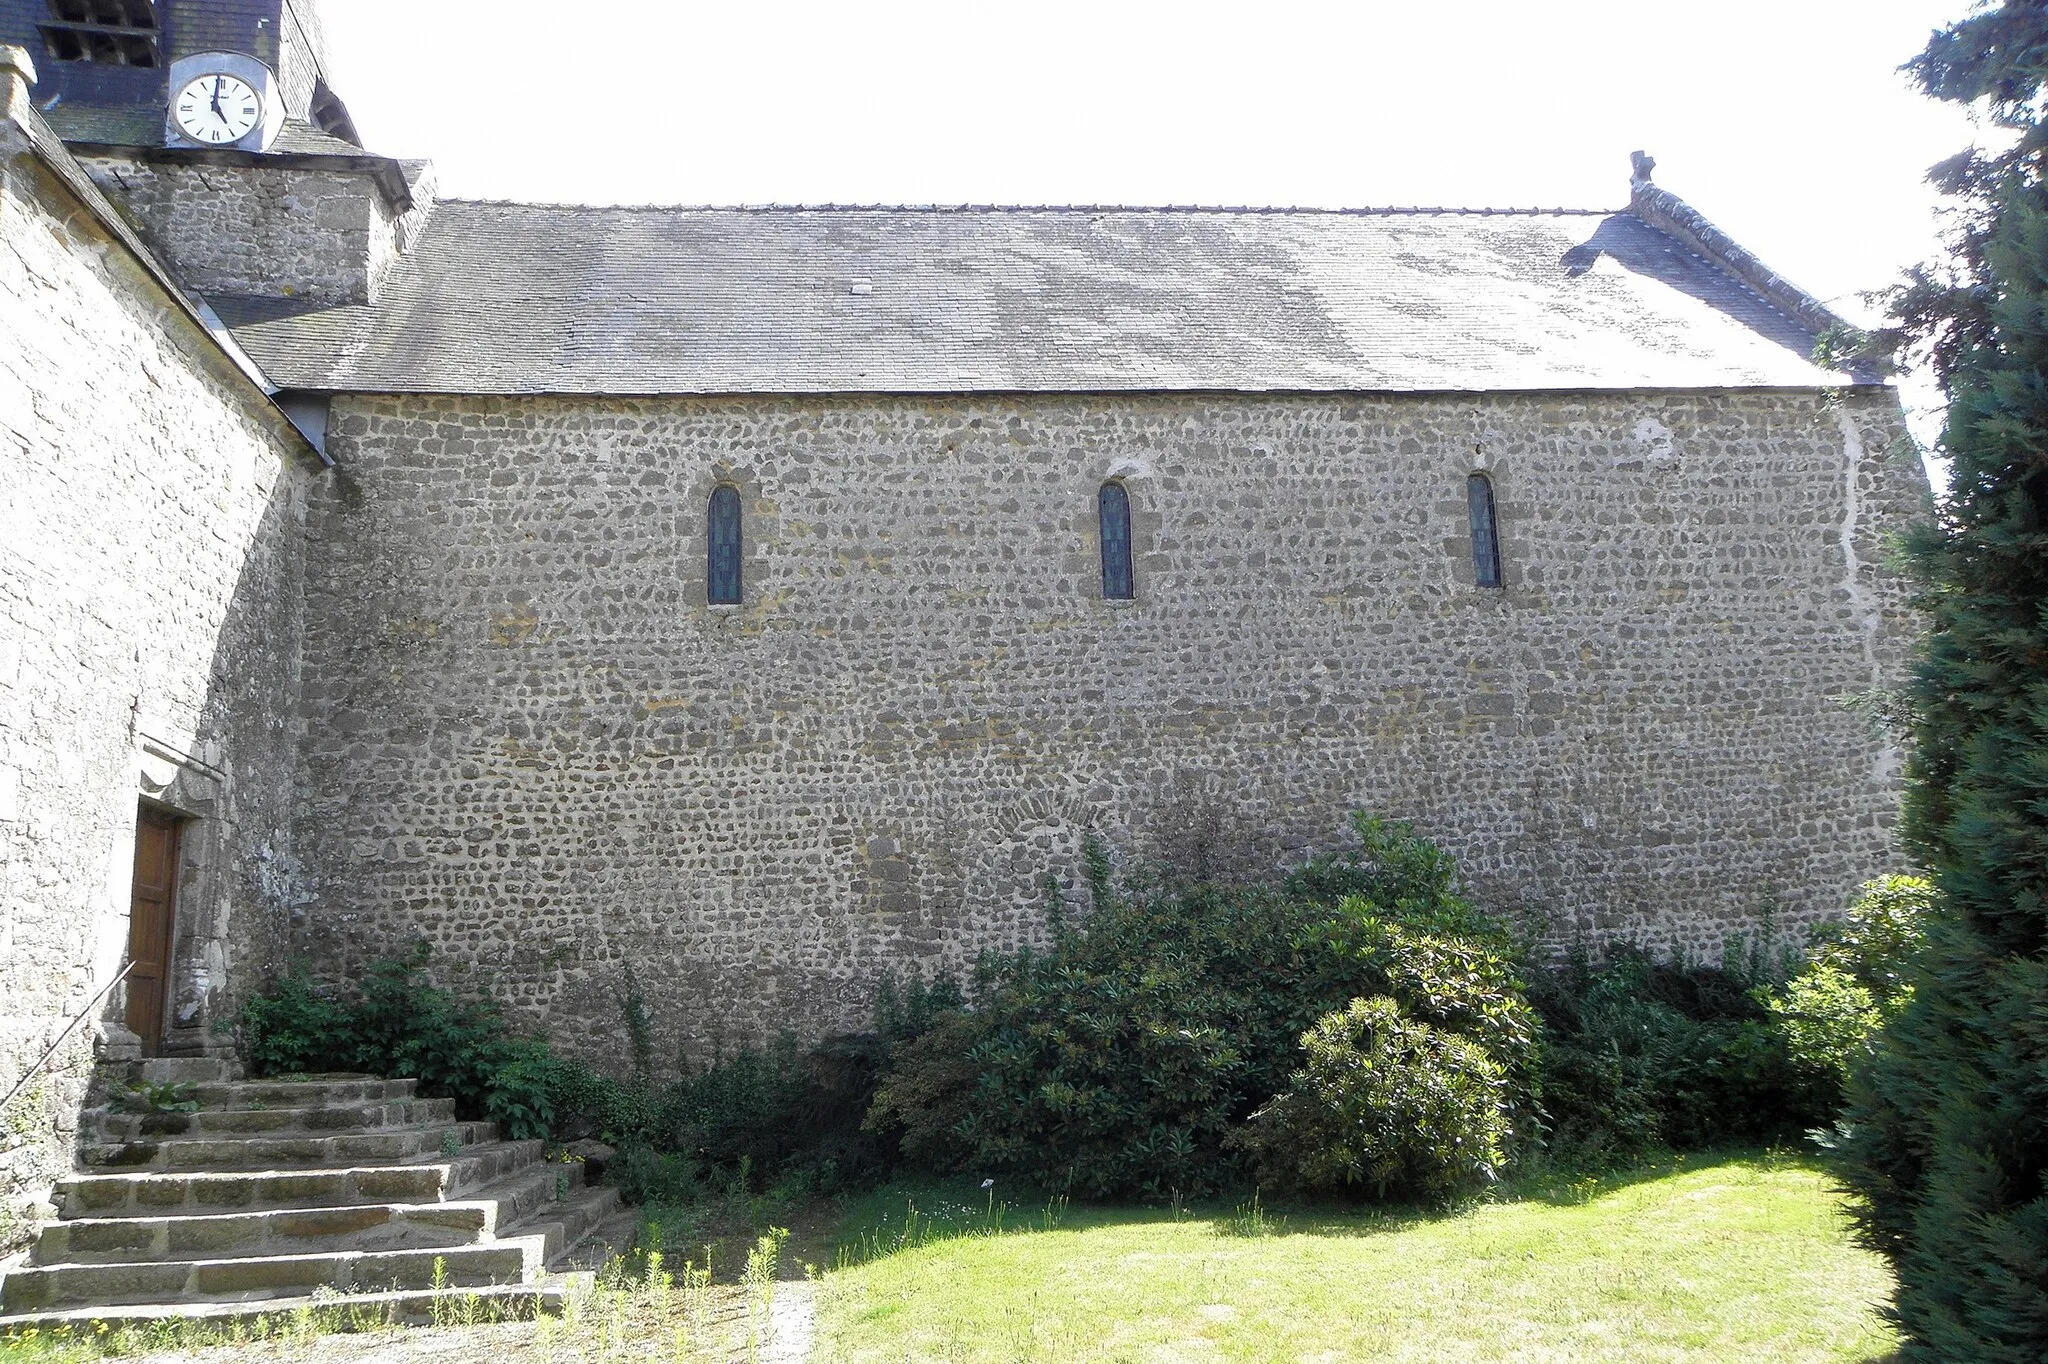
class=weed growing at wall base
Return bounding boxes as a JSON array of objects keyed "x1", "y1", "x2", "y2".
[{"x1": 225, "y1": 944, "x2": 585, "y2": 1140}]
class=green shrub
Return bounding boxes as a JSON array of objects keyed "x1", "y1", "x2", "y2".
[
  {"x1": 872, "y1": 969, "x2": 967, "y2": 1043},
  {"x1": 482, "y1": 1038, "x2": 567, "y2": 1141},
  {"x1": 1316, "y1": 913, "x2": 1539, "y2": 1097},
  {"x1": 659, "y1": 1035, "x2": 832, "y2": 1177},
  {"x1": 1527, "y1": 948, "x2": 1816, "y2": 1161},
  {"x1": 233, "y1": 971, "x2": 351, "y2": 1076},
  {"x1": 1767, "y1": 875, "x2": 1936, "y2": 1111},
  {"x1": 346, "y1": 949, "x2": 522, "y2": 1114},
  {"x1": 603, "y1": 1143, "x2": 703, "y2": 1207},
  {"x1": 1233, "y1": 996, "x2": 1510, "y2": 1201},
  {"x1": 868, "y1": 815, "x2": 1533, "y2": 1198},
  {"x1": 1809, "y1": 875, "x2": 1938, "y2": 1000},
  {"x1": 1285, "y1": 814, "x2": 1513, "y2": 947},
  {"x1": 236, "y1": 944, "x2": 971, "y2": 1201},
  {"x1": 595, "y1": 967, "x2": 967, "y2": 1199},
  {"x1": 1770, "y1": 966, "x2": 1879, "y2": 1101},
  {"x1": 228, "y1": 943, "x2": 588, "y2": 1142}
]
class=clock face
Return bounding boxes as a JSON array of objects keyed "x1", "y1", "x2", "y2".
[{"x1": 173, "y1": 74, "x2": 262, "y2": 145}]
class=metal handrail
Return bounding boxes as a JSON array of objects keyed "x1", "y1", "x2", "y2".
[{"x1": 0, "y1": 960, "x2": 135, "y2": 1115}]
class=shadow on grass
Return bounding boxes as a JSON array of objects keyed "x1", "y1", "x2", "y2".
[
  {"x1": 822, "y1": 1144, "x2": 1847, "y2": 1266},
  {"x1": 1504, "y1": 1142, "x2": 1836, "y2": 1208}
]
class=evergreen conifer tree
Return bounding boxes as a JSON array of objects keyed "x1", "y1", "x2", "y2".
[{"x1": 1839, "y1": 6, "x2": 2048, "y2": 1358}]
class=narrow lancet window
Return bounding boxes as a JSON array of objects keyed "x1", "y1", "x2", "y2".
[
  {"x1": 707, "y1": 485, "x2": 743, "y2": 605},
  {"x1": 1468, "y1": 472, "x2": 1502, "y2": 588},
  {"x1": 1099, "y1": 482, "x2": 1135, "y2": 600}
]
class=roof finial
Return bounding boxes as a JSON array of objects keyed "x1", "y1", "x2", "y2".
[{"x1": 1630, "y1": 150, "x2": 1656, "y2": 192}]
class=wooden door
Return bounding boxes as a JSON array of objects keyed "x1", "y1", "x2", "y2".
[{"x1": 126, "y1": 805, "x2": 183, "y2": 1056}]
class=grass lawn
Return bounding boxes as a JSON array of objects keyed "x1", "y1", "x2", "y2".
[
  {"x1": 817, "y1": 1153, "x2": 1899, "y2": 1364},
  {"x1": 0, "y1": 1151, "x2": 1897, "y2": 1363}
]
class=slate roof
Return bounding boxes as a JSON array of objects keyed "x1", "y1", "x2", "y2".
[
  {"x1": 266, "y1": 119, "x2": 366, "y2": 156},
  {"x1": 217, "y1": 202, "x2": 1862, "y2": 396}
]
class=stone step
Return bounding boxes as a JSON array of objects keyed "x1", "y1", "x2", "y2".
[
  {"x1": 78, "y1": 1121, "x2": 497, "y2": 1171},
  {"x1": 56, "y1": 1139, "x2": 544, "y2": 1218},
  {"x1": 180, "y1": 1078, "x2": 421, "y2": 1109},
  {"x1": 31, "y1": 1162, "x2": 589, "y2": 1265},
  {"x1": 1, "y1": 1238, "x2": 547, "y2": 1312},
  {"x1": 502, "y1": 1184, "x2": 622, "y2": 1268},
  {"x1": 0, "y1": 1272, "x2": 594, "y2": 1335},
  {"x1": 105, "y1": 1059, "x2": 243, "y2": 1087},
  {"x1": 87, "y1": 1098, "x2": 458, "y2": 1143}
]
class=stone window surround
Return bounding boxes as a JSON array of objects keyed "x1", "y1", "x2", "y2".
[
  {"x1": 681, "y1": 463, "x2": 773, "y2": 615},
  {"x1": 1446, "y1": 448, "x2": 1519, "y2": 591},
  {"x1": 1071, "y1": 457, "x2": 1162, "y2": 607}
]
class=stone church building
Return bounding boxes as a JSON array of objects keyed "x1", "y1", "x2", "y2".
[{"x1": 1, "y1": 0, "x2": 1926, "y2": 1231}]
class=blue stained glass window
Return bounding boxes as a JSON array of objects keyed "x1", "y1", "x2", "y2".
[
  {"x1": 1468, "y1": 472, "x2": 1502, "y2": 588},
  {"x1": 1099, "y1": 483, "x2": 1135, "y2": 600},
  {"x1": 707, "y1": 485, "x2": 742, "y2": 605}
]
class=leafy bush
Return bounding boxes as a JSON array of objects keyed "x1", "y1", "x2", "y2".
[
  {"x1": 1808, "y1": 875, "x2": 1938, "y2": 1000},
  {"x1": 235, "y1": 945, "x2": 961, "y2": 1198},
  {"x1": 1315, "y1": 914, "x2": 1539, "y2": 1097},
  {"x1": 232, "y1": 828, "x2": 1914, "y2": 1207},
  {"x1": 872, "y1": 969, "x2": 967, "y2": 1043},
  {"x1": 1233, "y1": 996, "x2": 1510, "y2": 1201},
  {"x1": 1769, "y1": 968, "x2": 1878, "y2": 1103},
  {"x1": 650, "y1": 1032, "x2": 884, "y2": 1186},
  {"x1": 603, "y1": 1142, "x2": 703, "y2": 1207},
  {"x1": 582, "y1": 966, "x2": 970, "y2": 1202},
  {"x1": 228, "y1": 943, "x2": 578, "y2": 1141},
  {"x1": 1766, "y1": 876, "x2": 1936, "y2": 1107},
  {"x1": 868, "y1": 814, "x2": 1534, "y2": 1198},
  {"x1": 1285, "y1": 815, "x2": 1513, "y2": 948},
  {"x1": 234, "y1": 972, "x2": 351, "y2": 1076},
  {"x1": 1527, "y1": 947, "x2": 1817, "y2": 1161}
]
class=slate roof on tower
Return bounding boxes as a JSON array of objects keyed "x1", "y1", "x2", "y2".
[{"x1": 216, "y1": 200, "x2": 1866, "y2": 396}]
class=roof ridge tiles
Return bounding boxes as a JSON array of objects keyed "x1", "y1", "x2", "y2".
[{"x1": 429, "y1": 199, "x2": 1622, "y2": 217}]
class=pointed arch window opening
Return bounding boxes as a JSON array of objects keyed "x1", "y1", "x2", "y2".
[
  {"x1": 1468, "y1": 472, "x2": 1502, "y2": 589},
  {"x1": 1099, "y1": 482, "x2": 1135, "y2": 600},
  {"x1": 707, "y1": 485, "x2": 743, "y2": 605}
]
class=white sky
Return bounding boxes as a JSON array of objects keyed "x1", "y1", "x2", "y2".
[{"x1": 319, "y1": 0, "x2": 1984, "y2": 456}]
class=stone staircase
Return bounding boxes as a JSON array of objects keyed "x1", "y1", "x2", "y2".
[{"x1": 0, "y1": 1059, "x2": 620, "y2": 1331}]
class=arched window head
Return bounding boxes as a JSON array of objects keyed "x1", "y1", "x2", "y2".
[
  {"x1": 1467, "y1": 472, "x2": 1502, "y2": 589},
  {"x1": 707, "y1": 485, "x2": 743, "y2": 605},
  {"x1": 1099, "y1": 482, "x2": 1135, "y2": 600}
]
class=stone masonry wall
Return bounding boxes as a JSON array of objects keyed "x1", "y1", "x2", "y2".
[
  {"x1": 76, "y1": 153, "x2": 403, "y2": 305},
  {"x1": 0, "y1": 125, "x2": 313, "y2": 1252},
  {"x1": 296, "y1": 388, "x2": 1928, "y2": 1064}
]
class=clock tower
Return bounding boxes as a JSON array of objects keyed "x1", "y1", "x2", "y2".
[
  {"x1": 0, "y1": 0, "x2": 358, "y2": 149},
  {"x1": 0, "y1": 0, "x2": 427, "y2": 311}
]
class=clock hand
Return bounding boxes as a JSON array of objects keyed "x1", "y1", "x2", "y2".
[{"x1": 210, "y1": 77, "x2": 225, "y2": 121}]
